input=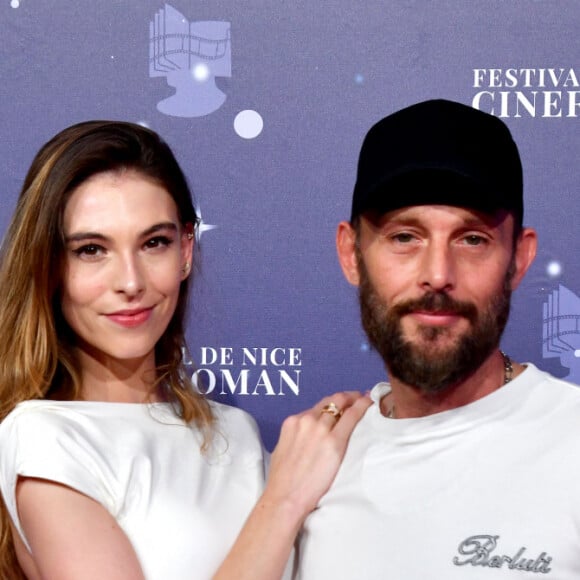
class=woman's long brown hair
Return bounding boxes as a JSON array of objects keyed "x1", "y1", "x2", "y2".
[{"x1": 0, "y1": 121, "x2": 215, "y2": 577}]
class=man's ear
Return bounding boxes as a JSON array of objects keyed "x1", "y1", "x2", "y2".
[
  {"x1": 336, "y1": 221, "x2": 361, "y2": 286},
  {"x1": 510, "y1": 227, "x2": 537, "y2": 291}
]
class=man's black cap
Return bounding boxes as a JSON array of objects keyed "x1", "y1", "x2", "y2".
[{"x1": 350, "y1": 99, "x2": 523, "y2": 225}]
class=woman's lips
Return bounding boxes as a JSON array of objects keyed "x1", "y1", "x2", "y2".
[{"x1": 105, "y1": 307, "x2": 153, "y2": 328}]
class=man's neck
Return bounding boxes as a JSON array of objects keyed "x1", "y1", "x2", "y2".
[{"x1": 381, "y1": 349, "x2": 526, "y2": 419}]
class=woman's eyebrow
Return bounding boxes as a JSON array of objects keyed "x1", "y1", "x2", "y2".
[
  {"x1": 64, "y1": 231, "x2": 108, "y2": 243},
  {"x1": 140, "y1": 222, "x2": 179, "y2": 237},
  {"x1": 65, "y1": 222, "x2": 179, "y2": 243}
]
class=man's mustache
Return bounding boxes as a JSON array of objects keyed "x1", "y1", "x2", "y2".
[{"x1": 391, "y1": 292, "x2": 478, "y2": 323}]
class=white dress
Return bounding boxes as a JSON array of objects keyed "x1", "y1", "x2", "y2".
[{"x1": 0, "y1": 399, "x2": 266, "y2": 579}]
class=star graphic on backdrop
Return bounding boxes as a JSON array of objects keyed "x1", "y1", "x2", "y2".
[{"x1": 196, "y1": 206, "x2": 217, "y2": 242}]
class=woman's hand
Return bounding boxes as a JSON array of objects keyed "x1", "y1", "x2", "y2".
[
  {"x1": 214, "y1": 391, "x2": 371, "y2": 580},
  {"x1": 264, "y1": 391, "x2": 372, "y2": 518}
]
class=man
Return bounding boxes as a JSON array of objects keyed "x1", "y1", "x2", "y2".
[{"x1": 295, "y1": 100, "x2": 580, "y2": 578}]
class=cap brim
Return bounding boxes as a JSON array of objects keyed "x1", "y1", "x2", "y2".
[{"x1": 353, "y1": 168, "x2": 509, "y2": 218}]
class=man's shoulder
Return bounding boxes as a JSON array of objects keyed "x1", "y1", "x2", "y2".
[{"x1": 523, "y1": 362, "x2": 580, "y2": 398}]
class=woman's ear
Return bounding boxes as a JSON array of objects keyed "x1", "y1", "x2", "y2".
[{"x1": 181, "y1": 223, "x2": 195, "y2": 279}]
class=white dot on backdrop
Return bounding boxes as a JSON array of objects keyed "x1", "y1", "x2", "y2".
[
  {"x1": 234, "y1": 110, "x2": 264, "y2": 139},
  {"x1": 192, "y1": 63, "x2": 210, "y2": 82},
  {"x1": 354, "y1": 73, "x2": 364, "y2": 85},
  {"x1": 547, "y1": 261, "x2": 562, "y2": 278},
  {"x1": 575, "y1": 350, "x2": 580, "y2": 358},
  {"x1": 10, "y1": 0, "x2": 20, "y2": 8}
]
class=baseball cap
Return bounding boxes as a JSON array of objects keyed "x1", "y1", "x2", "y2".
[{"x1": 350, "y1": 99, "x2": 523, "y2": 225}]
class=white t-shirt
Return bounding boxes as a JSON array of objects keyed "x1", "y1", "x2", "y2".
[
  {"x1": 296, "y1": 364, "x2": 580, "y2": 579},
  {"x1": 0, "y1": 399, "x2": 266, "y2": 579}
]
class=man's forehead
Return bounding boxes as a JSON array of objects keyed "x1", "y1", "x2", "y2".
[{"x1": 362, "y1": 204, "x2": 512, "y2": 229}]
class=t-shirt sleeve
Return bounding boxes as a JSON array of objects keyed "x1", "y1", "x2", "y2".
[{"x1": 0, "y1": 404, "x2": 119, "y2": 550}]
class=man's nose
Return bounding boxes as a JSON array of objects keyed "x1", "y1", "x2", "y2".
[{"x1": 418, "y1": 241, "x2": 455, "y2": 293}]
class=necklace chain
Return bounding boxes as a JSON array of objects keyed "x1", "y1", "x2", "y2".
[
  {"x1": 501, "y1": 350, "x2": 513, "y2": 384},
  {"x1": 386, "y1": 351, "x2": 513, "y2": 419}
]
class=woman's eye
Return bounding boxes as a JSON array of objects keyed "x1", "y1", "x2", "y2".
[
  {"x1": 72, "y1": 244, "x2": 104, "y2": 258},
  {"x1": 144, "y1": 236, "x2": 173, "y2": 249}
]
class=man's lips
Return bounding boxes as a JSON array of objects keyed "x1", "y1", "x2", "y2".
[
  {"x1": 408, "y1": 310, "x2": 464, "y2": 326},
  {"x1": 105, "y1": 307, "x2": 154, "y2": 328}
]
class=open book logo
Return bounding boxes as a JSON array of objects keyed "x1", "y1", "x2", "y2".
[
  {"x1": 149, "y1": 4, "x2": 231, "y2": 118},
  {"x1": 543, "y1": 284, "x2": 580, "y2": 383}
]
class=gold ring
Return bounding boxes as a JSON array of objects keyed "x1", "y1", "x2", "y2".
[{"x1": 320, "y1": 402, "x2": 342, "y2": 419}]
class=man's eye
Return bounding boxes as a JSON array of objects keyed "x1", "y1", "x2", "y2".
[
  {"x1": 463, "y1": 235, "x2": 486, "y2": 246},
  {"x1": 391, "y1": 233, "x2": 415, "y2": 243}
]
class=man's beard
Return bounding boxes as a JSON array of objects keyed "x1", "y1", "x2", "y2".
[{"x1": 357, "y1": 258, "x2": 513, "y2": 393}]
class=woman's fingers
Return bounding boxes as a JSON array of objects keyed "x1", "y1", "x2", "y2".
[
  {"x1": 266, "y1": 390, "x2": 372, "y2": 516},
  {"x1": 309, "y1": 390, "x2": 371, "y2": 431},
  {"x1": 329, "y1": 394, "x2": 373, "y2": 445},
  {"x1": 282, "y1": 390, "x2": 371, "y2": 439},
  {"x1": 309, "y1": 390, "x2": 366, "y2": 419}
]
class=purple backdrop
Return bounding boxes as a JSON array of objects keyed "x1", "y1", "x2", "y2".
[{"x1": 1, "y1": 0, "x2": 578, "y2": 448}]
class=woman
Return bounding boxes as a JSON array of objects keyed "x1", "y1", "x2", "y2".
[{"x1": 0, "y1": 121, "x2": 369, "y2": 579}]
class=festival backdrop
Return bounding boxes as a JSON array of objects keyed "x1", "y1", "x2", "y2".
[{"x1": 1, "y1": 0, "x2": 578, "y2": 449}]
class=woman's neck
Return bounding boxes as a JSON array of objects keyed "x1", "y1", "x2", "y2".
[{"x1": 75, "y1": 347, "x2": 160, "y2": 403}]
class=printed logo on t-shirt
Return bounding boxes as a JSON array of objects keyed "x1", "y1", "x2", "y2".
[{"x1": 453, "y1": 534, "x2": 552, "y2": 573}]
